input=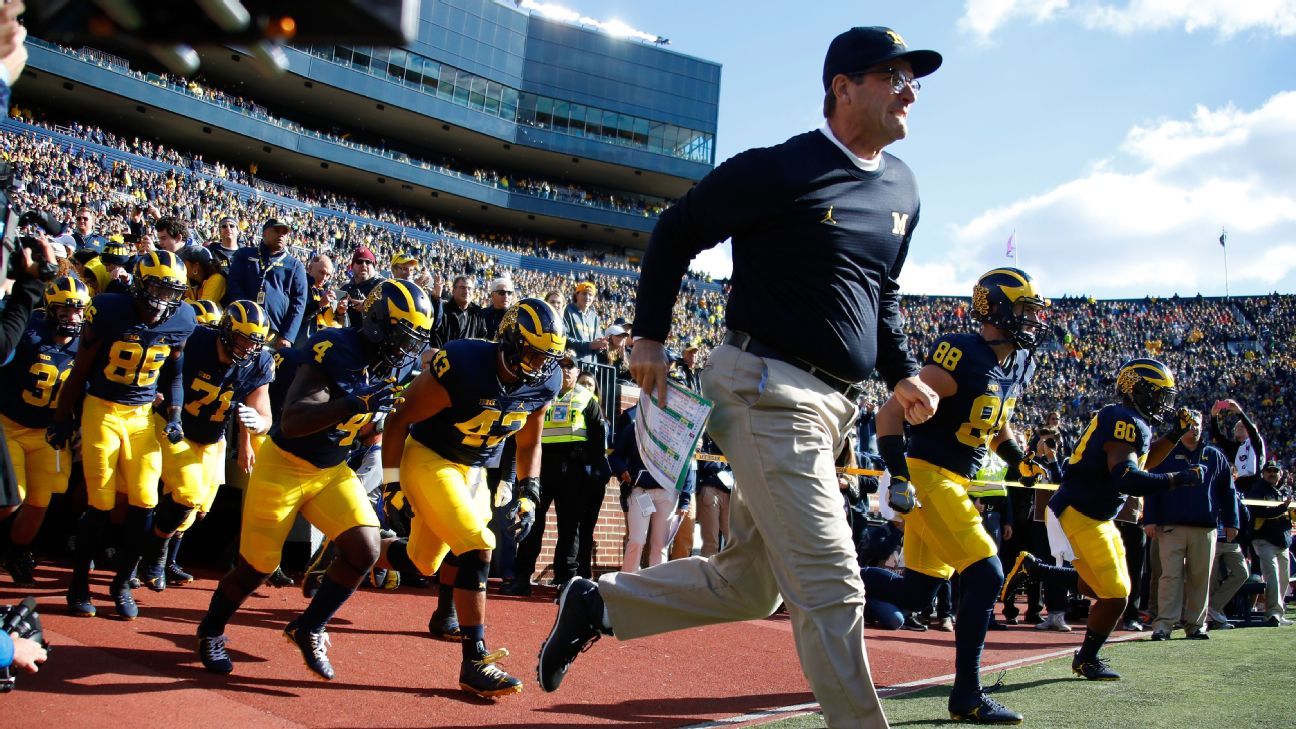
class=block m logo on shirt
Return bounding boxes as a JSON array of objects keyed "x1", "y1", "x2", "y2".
[{"x1": 891, "y1": 212, "x2": 909, "y2": 236}]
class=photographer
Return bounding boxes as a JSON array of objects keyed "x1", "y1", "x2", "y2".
[{"x1": 0, "y1": 626, "x2": 47, "y2": 675}]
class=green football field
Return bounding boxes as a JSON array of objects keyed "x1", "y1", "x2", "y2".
[{"x1": 756, "y1": 610, "x2": 1296, "y2": 728}]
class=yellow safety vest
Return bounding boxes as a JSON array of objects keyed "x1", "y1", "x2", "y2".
[{"x1": 542, "y1": 385, "x2": 595, "y2": 443}]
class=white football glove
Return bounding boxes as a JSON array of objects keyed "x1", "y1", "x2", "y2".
[{"x1": 237, "y1": 404, "x2": 269, "y2": 435}]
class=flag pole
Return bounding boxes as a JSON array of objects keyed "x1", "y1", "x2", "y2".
[{"x1": 1221, "y1": 227, "x2": 1229, "y2": 300}]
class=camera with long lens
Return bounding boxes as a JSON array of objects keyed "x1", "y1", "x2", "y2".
[
  {"x1": 0, "y1": 597, "x2": 49, "y2": 692},
  {"x1": 0, "y1": 162, "x2": 61, "y2": 284}
]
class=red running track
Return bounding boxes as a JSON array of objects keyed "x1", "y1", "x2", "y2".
[{"x1": 0, "y1": 565, "x2": 1114, "y2": 728}]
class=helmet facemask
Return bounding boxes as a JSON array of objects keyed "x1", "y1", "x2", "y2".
[
  {"x1": 50, "y1": 303, "x2": 86, "y2": 338},
  {"x1": 135, "y1": 276, "x2": 186, "y2": 324}
]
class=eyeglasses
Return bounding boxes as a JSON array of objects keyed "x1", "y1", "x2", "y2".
[
  {"x1": 494, "y1": 290, "x2": 514, "y2": 296},
  {"x1": 854, "y1": 67, "x2": 920, "y2": 95},
  {"x1": 560, "y1": 362, "x2": 579, "y2": 371},
  {"x1": 220, "y1": 223, "x2": 237, "y2": 229}
]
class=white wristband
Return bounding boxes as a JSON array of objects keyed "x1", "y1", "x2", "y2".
[{"x1": 383, "y1": 467, "x2": 401, "y2": 484}]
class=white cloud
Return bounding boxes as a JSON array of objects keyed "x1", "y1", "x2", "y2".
[
  {"x1": 959, "y1": 0, "x2": 1296, "y2": 42},
  {"x1": 939, "y1": 91, "x2": 1296, "y2": 297}
]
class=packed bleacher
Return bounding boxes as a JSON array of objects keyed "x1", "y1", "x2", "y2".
[{"x1": 3, "y1": 117, "x2": 1295, "y2": 461}]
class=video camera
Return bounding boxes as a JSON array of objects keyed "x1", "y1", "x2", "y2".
[
  {"x1": 0, "y1": 597, "x2": 49, "y2": 692},
  {"x1": 0, "y1": 162, "x2": 61, "y2": 285}
]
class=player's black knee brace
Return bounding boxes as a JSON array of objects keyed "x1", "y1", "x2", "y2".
[
  {"x1": 152, "y1": 490, "x2": 194, "y2": 537},
  {"x1": 386, "y1": 538, "x2": 423, "y2": 577},
  {"x1": 453, "y1": 550, "x2": 490, "y2": 592}
]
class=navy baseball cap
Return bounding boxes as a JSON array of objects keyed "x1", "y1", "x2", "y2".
[
  {"x1": 822, "y1": 26, "x2": 942, "y2": 90},
  {"x1": 177, "y1": 244, "x2": 213, "y2": 265}
]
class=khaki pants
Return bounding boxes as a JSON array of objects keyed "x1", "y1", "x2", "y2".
[
  {"x1": 1253, "y1": 539, "x2": 1292, "y2": 619},
  {"x1": 696, "y1": 485, "x2": 731, "y2": 558},
  {"x1": 599, "y1": 344, "x2": 887, "y2": 728},
  {"x1": 1153, "y1": 525, "x2": 1215, "y2": 633},
  {"x1": 1207, "y1": 541, "x2": 1249, "y2": 621}
]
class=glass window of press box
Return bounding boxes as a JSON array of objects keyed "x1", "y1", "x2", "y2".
[{"x1": 307, "y1": 44, "x2": 713, "y2": 164}]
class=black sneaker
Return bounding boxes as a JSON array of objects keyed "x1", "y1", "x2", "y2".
[
  {"x1": 284, "y1": 621, "x2": 334, "y2": 680},
  {"x1": 198, "y1": 631, "x2": 234, "y2": 674},
  {"x1": 1072, "y1": 652, "x2": 1120, "y2": 680},
  {"x1": 110, "y1": 579, "x2": 139, "y2": 620},
  {"x1": 499, "y1": 578, "x2": 532, "y2": 597},
  {"x1": 1000, "y1": 552, "x2": 1037, "y2": 605},
  {"x1": 902, "y1": 614, "x2": 929, "y2": 632},
  {"x1": 167, "y1": 562, "x2": 195, "y2": 585},
  {"x1": 459, "y1": 646, "x2": 523, "y2": 698},
  {"x1": 948, "y1": 692, "x2": 1024, "y2": 724},
  {"x1": 537, "y1": 577, "x2": 606, "y2": 693},
  {"x1": 3, "y1": 548, "x2": 37, "y2": 587},
  {"x1": 1184, "y1": 629, "x2": 1210, "y2": 640}
]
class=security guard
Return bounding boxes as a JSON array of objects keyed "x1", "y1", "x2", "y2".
[
  {"x1": 0, "y1": 276, "x2": 87, "y2": 586},
  {"x1": 508, "y1": 350, "x2": 607, "y2": 595}
]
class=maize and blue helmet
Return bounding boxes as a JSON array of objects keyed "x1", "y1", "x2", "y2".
[
  {"x1": 497, "y1": 298, "x2": 567, "y2": 386},
  {"x1": 131, "y1": 250, "x2": 188, "y2": 324},
  {"x1": 971, "y1": 267, "x2": 1050, "y2": 349},
  {"x1": 360, "y1": 279, "x2": 434, "y2": 370},
  {"x1": 189, "y1": 299, "x2": 223, "y2": 326},
  {"x1": 1116, "y1": 358, "x2": 1177, "y2": 425},
  {"x1": 43, "y1": 275, "x2": 91, "y2": 337},
  {"x1": 220, "y1": 300, "x2": 271, "y2": 366}
]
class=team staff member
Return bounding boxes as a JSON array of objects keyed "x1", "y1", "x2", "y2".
[
  {"x1": 538, "y1": 26, "x2": 941, "y2": 728},
  {"x1": 48, "y1": 251, "x2": 196, "y2": 620},
  {"x1": 866, "y1": 269, "x2": 1046, "y2": 723},
  {"x1": 378, "y1": 298, "x2": 565, "y2": 697},
  {"x1": 194, "y1": 280, "x2": 432, "y2": 679},
  {"x1": 509, "y1": 350, "x2": 607, "y2": 592},
  {"x1": 137, "y1": 301, "x2": 275, "y2": 591},
  {"x1": 1002, "y1": 359, "x2": 1204, "y2": 681},
  {"x1": 1247, "y1": 461, "x2": 1293, "y2": 626},
  {"x1": 225, "y1": 218, "x2": 307, "y2": 347},
  {"x1": 0, "y1": 277, "x2": 87, "y2": 585}
]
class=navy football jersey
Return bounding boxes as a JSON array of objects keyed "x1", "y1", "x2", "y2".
[
  {"x1": 84, "y1": 293, "x2": 197, "y2": 405},
  {"x1": 268, "y1": 345, "x2": 308, "y2": 421},
  {"x1": 1050, "y1": 403, "x2": 1152, "y2": 521},
  {"x1": 0, "y1": 311, "x2": 80, "y2": 428},
  {"x1": 907, "y1": 333, "x2": 1036, "y2": 479},
  {"x1": 409, "y1": 339, "x2": 560, "y2": 467},
  {"x1": 176, "y1": 326, "x2": 275, "y2": 445},
  {"x1": 269, "y1": 327, "x2": 416, "y2": 469}
]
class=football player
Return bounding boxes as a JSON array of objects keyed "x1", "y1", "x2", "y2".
[
  {"x1": 1001, "y1": 358, "x2": 1203, "y2": 682},
  {"x1": 377, "y1": 297, "x2": 565, "y2": 698},
  {"x1": 189, "y1": 299, "x2": 223, "y2": 327},
  {"x1": 47, "y1": 251, "x2": 196, "y2": 619},
  {"x1": 0, "y1": 276, "x2": 88, "y2": 585},
  {"x1": 873, "y1": 268, "x2": 1047, "y2": 724},
  {"x1": 137, "y1": 301, "x2": 274, "y2": 591},
  {"x1": 195, "y1": 279, "x2": 432, "y2": 680}
]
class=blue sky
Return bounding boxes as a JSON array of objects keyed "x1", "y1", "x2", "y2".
[{"x1": 540, "y1": 1, "x2": 1296, "y2": 298}]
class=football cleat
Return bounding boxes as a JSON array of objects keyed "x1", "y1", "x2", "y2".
[
  {"x1": 3, "y1": 548, "x2": 37, "y2": 587},
  {"x1": 460, "y1": 646, "x2": 524, "y2": 698},
  {"x1": 948, "y1": 692, "x2": 1024, "y2": 724},
  {"x1": 110, "y1": 579, "x2": 139, "y2": 620},
  {"x1": 268, "y1": 567, "x2": 296, "y2": 588},
  {"x1": 429, "y1": 608, "x2": 464, "y2": 642},
  {"x1": 302, "y1": 540, "x2": 334, "y2": 599},
  {"x1": 198, "y1": 631, "x2": 234, "y2": 674},
  {"x1": 67, "y1": 591, "x2": 96, "y2": 618},
  {"x1": 536, "y1": 577, "x2": 607, "y2": 693},
  {"x1": 284, "y1": 621, "x2": 335, "y2": 680},
  {"x1": 167, "y1": 562, "x2": 195, "y2": 585},
  {"x1": 1000, "y1": 551, "x2": 1037, "y2": 605},
  {"x1": 1072, "y1": 652, "x2": 1121, "y2": 680}
]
